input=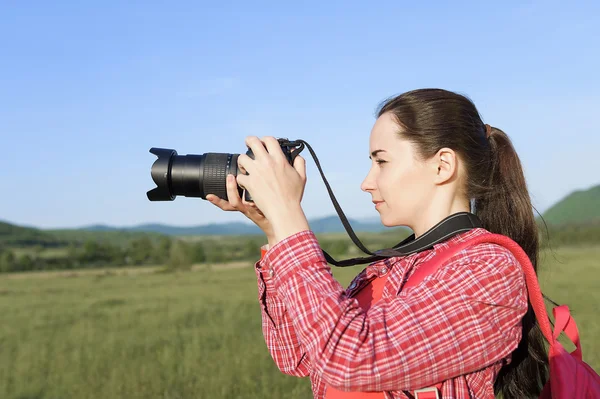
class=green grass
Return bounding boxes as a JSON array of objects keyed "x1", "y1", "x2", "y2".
[{"x1": 0, "y1": 245, "x2": 598, "y2": 399}]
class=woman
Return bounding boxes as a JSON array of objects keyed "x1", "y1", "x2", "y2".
[{"x1": 207, "y1": 88, "x2": 549, "y2": 398}]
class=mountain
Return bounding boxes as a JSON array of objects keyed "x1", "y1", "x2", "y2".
[
  {"x1": 47, "y1": 179, "x2": 600, "y2": 237},
  {"x1": 5, "y1": 183, "x2": 597, "y2": 241},
  {"x1": 0, "y1": 220, "x2": 65, "y2": 246},
  {"x1": 542, "y1": 183, "x2": 600, "y2": 226},
  {"x1": 67, "y1": 215, "x2": 391, "y2": 236}
]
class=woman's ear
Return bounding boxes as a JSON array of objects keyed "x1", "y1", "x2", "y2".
[{"x1": 433, "y1": 148, "x2": 458, "y2": 185}]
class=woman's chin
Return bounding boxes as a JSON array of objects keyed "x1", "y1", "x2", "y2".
[
  {"x1": 380, "y1": 217, "x2": 397, "y2": 227},
  {"x1": 380, "y1": 215, "x2": 409, "y2": 228}
]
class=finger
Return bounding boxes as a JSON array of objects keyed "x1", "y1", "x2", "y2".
[
  {"x1": 225, "y1": 174, "x2": 244, "y2": 209},
  {"x1": 294, "y1": 155, "x2": 307, "y2": 182},
  {"x1": 206, "y1": 194, "x2": 236, "y2": 211},
  {"x1": 237, "y1": 154, "x2": 255, "y2": 176},
  {"x1": 206, "y1": 175, "x2": 245, "y2": 212},
  {"x1": 237, "y1": 161, "x2": 247, "y2": 175},
  {"x1": 245, "y1": 136, "x2": 269, "y2": 161},
  {"x1": 241, "y1": 195, "x2": 255, "y2": 207},
  {"x1": 261, "y1": 136, "x2": 286, "y2": 162},
  {"x1": 242, "y1": 196, "x2": 265, "y2": 216},
  {"x1": 252, "y1": 206, "x2": 266, "y2": 218},
  {"x1": 236, "y1": 173, "x2": 249, "y2": 192}
]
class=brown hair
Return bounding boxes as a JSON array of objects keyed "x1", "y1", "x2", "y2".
[{"x1": 377, "y1": 88, "x2": 548, "y2": 398}]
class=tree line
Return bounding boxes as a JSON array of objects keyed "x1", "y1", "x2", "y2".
[
  {"x1": 0, "y1": 223, "x2": 598, "y2": 274},
  {"x1": 0, "y1": 233, "x2": 362, "y2": 273}
]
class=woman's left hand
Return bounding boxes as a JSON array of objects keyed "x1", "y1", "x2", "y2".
[{"x1": 236, "y1": 136, "x2": 310, "y2": 243}]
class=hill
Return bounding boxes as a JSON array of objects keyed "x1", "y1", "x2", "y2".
[
  {"x1": 0, "y1": 220, "x2": 167, "y2": 250},
  {"x1": 542, "y1": 183, "x2": 600, "y2": 226},
  {"x1": 0, "y1": 220, "x2": 68, "y2": 247},
  {"x1": 62, "y1": 215, "x2": 391, "y2": 236}
]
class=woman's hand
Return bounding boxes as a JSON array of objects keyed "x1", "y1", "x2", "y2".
[
  {"x1": 236, "y1": 136, "x2": 310, "y2": 244},
  {"x1": 206, "y1": 174, "x2": 275, "y2": 240}
]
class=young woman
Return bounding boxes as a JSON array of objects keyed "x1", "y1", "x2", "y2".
[{"x1": 207, "y1": 88, "x2": 549, "y2": 398}]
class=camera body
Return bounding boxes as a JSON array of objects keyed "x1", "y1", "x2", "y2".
[{"x1": 147, "y1": 138, "x2": 304, "y2": 203}]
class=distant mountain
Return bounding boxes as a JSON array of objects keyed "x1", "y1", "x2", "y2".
[
  {"x1": 68, "y1": 215, "x2": 390, "y2": 236},
  {"x1": 542, "y1": 183, "x2": 600, "y2": 226},
  {"x1": 129, "y1": 222, "x2": 261, "y2": 236},
  {"x1": 0, "y1": 220, "x2": 65, "y2": 246},
  {"x1": 5, "y1": 183, "x2": 597, "y2": 242},
  {"x1": 0, "y1": 218, "x2": 167, "y2": 249}
]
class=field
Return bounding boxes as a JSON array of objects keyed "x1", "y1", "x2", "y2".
[{"x1": 0, "y1": 245, "x2": 599, "y2": 399}]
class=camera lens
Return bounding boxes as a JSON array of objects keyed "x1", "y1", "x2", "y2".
[{"x1": 147, "y1": 148, "x2": 242, "y2": 201}]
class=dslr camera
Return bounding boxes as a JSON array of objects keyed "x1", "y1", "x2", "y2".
[{"x1": 147, "y1": 138, "x2": 304, "y2": 203}]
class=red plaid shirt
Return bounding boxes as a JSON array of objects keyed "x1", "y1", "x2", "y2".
[{"x1": 254, "y1": 227, "x2": 528, "y2": 398}]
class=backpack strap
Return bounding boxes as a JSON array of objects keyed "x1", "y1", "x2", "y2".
[
  {"x1": 403, "y1": 237, "x2": 477, "y2": 290},
  {"x1": 403, "y1": 233, "x2": 553, "y2": 341},
  {"x1": 552, "y1": 305, "x2": 582, "y2": 361},
  {"x1": 402, "y1": 232, "x2": 557, "y2": 397},
  {"x1": 402, "y1": 241, "x2": 476, "y2": 397}
]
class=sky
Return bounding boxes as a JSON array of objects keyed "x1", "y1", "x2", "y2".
[{"x1": 1, "y1": 0, "x2": 599, "y2": 229}]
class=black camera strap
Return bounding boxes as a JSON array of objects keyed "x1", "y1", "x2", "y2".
[{"x1": 289, "y1": 139, "x2": 483, "y2": 267}]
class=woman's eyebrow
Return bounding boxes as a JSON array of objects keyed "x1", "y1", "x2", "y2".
[{"x1": 369, "y1": 149, "x2": 386, "y2": 159}]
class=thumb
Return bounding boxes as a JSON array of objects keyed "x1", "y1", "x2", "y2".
[{"x1": 293, "y1": 155, "x2": 306, "y2": 182}]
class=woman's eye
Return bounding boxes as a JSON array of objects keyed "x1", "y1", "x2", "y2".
[{"x1": 375, "y1": 160, "x2": 386, "y2": 165}]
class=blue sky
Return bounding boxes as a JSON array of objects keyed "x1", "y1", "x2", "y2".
[{"x1": 1, "y1": 1, "x2": 599, "y2": 229}]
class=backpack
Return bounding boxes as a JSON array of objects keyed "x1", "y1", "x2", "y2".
[{"x1": 403, "y1": 232, "x2": 600, "y2": 399}]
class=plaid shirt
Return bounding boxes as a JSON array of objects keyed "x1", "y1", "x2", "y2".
[{"x1": 254, "y1": 227, "x2": 528, "y2": 398}]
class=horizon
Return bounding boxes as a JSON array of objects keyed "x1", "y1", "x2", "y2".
[
  {"x1": 5, "y1": 178, "x2": 597, "y2": 231},
  {"x1": 2, "y1": 212, "x2": 387, "y2": 231},
  {"x1": 2, "y1": 2, "x2": 599, "y2": 229}
]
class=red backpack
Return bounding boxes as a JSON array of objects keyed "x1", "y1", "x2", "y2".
[{"x1": 404, "y1": 232, "x2": 600, "y2": 399}]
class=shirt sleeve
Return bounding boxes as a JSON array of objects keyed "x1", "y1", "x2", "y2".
[
  {"x1": 264, "y1": 230, "x2": 528, "y2": 392},
  {"x1": 255, "y1": 244, "x2": 311, "y2": 377}
]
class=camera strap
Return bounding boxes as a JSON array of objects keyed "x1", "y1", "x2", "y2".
[{"x1": 291, "y1": 140, "x2": 483, "y2": 267}]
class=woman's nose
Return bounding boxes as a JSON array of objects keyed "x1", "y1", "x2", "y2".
[{"x1": 361, "y1": 174, "x2": 374, "y2": 192}]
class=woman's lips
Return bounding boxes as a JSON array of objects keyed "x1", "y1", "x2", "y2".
[{"x1": 373, "y1": 201, "x2": 384, "y2": 209}]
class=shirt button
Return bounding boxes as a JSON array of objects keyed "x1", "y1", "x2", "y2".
[
  {"x1": 349, "y1": 281, "x2": 357, "y2": 289},
  {"x1": 380, "y1": 267, "x2": 388, "y2": 275},
  {"x1": 268, "y1": 269, "x2": 274, "y2": 278}
]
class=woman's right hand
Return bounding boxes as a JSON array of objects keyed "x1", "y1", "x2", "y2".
[{"x1": 206, "y1": 174, "x2": 274, "y2": 240}]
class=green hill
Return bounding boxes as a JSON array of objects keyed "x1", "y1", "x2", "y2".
[
  {"x1": 47, "y1": 216, "x2": 391, "y2": 236},
  {"x1": 0, "y1": 220, "x2": 67, "y2": 247},
  {"x1": 0, "y1": 220, "x2": 166, "y2": 250},
  {"x1": 542, "y1": 184, "x2": 600, "y2": 226}
]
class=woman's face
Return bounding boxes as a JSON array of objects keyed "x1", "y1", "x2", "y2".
[{"x1": 361, "y1": 112, "x2": 436, "y2": 228}]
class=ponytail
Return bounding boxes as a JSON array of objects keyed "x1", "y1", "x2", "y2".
[
  {"x1": 475, "y1": 127, "x2": 549, "y2": 398},
  {"x1": 476, "y1": 127, "x2": 538, "y2": 260}
]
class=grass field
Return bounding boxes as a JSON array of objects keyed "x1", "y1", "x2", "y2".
[{"x1": 0, "y1": 245, "x2": 598, "y2": 399}]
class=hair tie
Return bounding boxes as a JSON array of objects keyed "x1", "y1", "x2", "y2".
[{"x1": 485, "y1": 124, "x2": 492, "y2": 138}]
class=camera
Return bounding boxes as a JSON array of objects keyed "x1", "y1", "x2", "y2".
[{"x1": 146, "y1": 138, "x2": 304, "y2": 202}]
